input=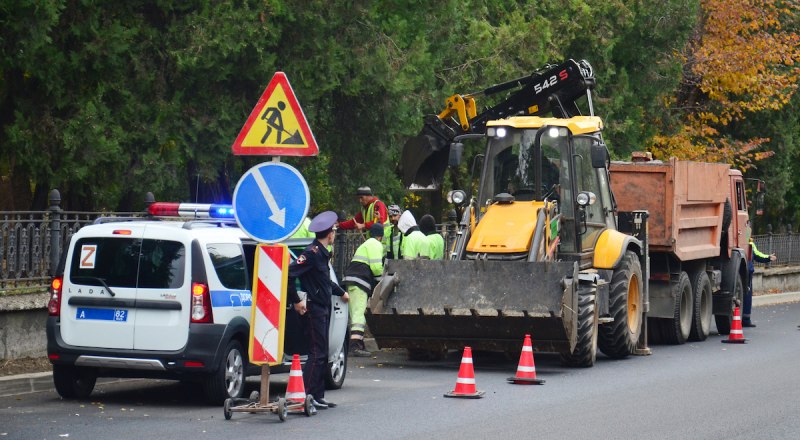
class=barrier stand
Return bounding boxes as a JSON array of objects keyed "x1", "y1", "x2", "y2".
[
  {"x1": 223, "y1": 364, "x2": 315, "y2": 422},
  {"x1": 222, "y1": 245, "x2": 315, "y2": 421}
]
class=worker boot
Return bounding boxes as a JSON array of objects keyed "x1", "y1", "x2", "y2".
[
  {"x1": 742, "y1": 319, "x2": 757, "y2": 328},
  {"x1": 351, "y1": 339, "x2": 371, "y2": 357}
]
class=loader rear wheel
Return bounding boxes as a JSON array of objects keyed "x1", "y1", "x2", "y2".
[
  {"x1": 659, "y1": 272, "x2": 692, "y2": 345},
  {"x1": 560, "y1": 285, "x2": 597, "y2": 368},
  {"x1": 598, "y1": 251, "x2": 643, "y2": 358},
  {"x1": 689, "y1": 270, "x2": 713, "y2": 341}
]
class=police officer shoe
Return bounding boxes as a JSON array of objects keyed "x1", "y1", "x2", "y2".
[
  {"x1": 742, "y1": 320, "x2": 757, "y2": 328},
  {"x1": 310, "y1": 397, "x2": 327, "y2": 409},
  {"x1": 314, "y1": 397, "x2": 337, "y2": 408}
]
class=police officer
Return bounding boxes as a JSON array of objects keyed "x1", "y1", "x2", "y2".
[
  {"x1": 342, "y1": 223, "x2": 385, "y2": 357},
  {"x1": 287, "y1": 211, "x2": 349, "y2": 409}
]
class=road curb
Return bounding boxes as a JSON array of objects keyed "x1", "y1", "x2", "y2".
[
  {"x1": 3, "y1": 295, "x2": 798, "y2": 398},
  {"x1": 753, "y1": 291, "x2": 800, "y2": 306}
]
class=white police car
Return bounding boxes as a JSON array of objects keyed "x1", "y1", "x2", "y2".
[{"x1": 46, "y1": 202, "x2": 349, "y2": 403}]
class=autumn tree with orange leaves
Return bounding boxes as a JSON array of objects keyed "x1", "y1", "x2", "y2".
[{"x1": 651, "y1": 0, "x2": 800, "y2": 171}]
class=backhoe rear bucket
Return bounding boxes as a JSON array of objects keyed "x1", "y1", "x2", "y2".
[
  {"x1": 366, "y1": 259, "x2": 580, "y2": 354},
  {"x1": 399, "y1": 119, "x2": 452, "y2": 189}
]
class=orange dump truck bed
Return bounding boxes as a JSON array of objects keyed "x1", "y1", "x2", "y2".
[{"x1": 609, "y1": 157, "x2": 731, "y2": 261}]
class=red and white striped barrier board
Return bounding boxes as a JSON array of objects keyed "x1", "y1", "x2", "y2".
[{"x1": 248, "y1": 244, "x2": 288, "y2": 365}]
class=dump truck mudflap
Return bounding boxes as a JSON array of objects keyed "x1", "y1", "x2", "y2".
[{"x1": 366, "y1": 259, "x2": 580, "y2": 354}]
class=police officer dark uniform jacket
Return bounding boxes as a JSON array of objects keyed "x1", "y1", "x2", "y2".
[
  {"x1": 287, "y1": 241, "x2": 345, "y2": 308},
  {"x1": 286, "y1": 211, "x2": 346, "y2": 409}
]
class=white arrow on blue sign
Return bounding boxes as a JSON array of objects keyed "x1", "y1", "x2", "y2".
[{"x1": 233, "y1": 162, "x2": 310, "y2": 243}]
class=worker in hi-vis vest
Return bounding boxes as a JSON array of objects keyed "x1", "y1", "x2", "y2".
[
  {"x1": 341, "y1": 224, "x2": 385, "y2": 357},
  {"x1": 397, "y1": 210, "x2": 430, "y2": 260},
  {"x1": 337, "y1": 186, "x2": 390, "y2": 240},
  {"x1": 386, "y1": 204, "x2": 403, "y2": 259}
]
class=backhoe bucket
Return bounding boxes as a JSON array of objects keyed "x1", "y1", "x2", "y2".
[
  {"x1": 399, "y1": 120, "x2": 452, "y2": 189},
  {"x1": 366, "y1": 259, "x2": 580, "y2": 354}
]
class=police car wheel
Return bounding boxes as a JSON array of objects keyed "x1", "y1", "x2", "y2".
[
  {"x1": 325, "y1": 335, "x2": 348, "y2": 390},
  {"x1": 203, "y1": 340, "x2": 247, "y2": 404},
  {"x1": 53, "y1": 365, "x2": 97, "y2": 399}
]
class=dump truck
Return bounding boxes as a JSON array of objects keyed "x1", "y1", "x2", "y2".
[{"x1": 609, "y1": 155, "x2": 762, "y2": 342}]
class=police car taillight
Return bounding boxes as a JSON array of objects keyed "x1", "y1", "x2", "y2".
[
  {"x1": 148, "y1": 202, "x2": 235, "y2": 219},
  {"x1": 48, "y1": 276, "x2": 63, "y2": 316},
  {"x1": 190, "y1": 282, "x2": 213, "y2": 323}
]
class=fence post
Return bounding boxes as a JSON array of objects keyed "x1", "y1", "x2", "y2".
[
  {"x1": 787, "y1": 224, "x2": 793, "y2": 267},
  {"x1": 48, "y1": 189, "x2": 62, "y2": 277}
]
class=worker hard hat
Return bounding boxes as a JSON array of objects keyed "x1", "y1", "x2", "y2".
[{"x1": 356, "y1": 186, "x2": 373, "y2": 196}]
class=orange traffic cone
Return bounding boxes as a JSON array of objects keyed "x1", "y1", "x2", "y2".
[
  {"x1": 285, "y1": 354, "x2": 307, "y2": 403},
  {"x1": 722, "y1": 306, "x2": 748, "y2": 344},
  {"x1": 443, "y1": 347, "x2": 485, "y2": 399},
  {"x1": 507, "y1": 334, "x2": 545, "y2": 385}
]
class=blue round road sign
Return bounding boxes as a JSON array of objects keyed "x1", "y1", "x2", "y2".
[{"x1": 233, "y1": 162, "x2": 310, "y2": 243}]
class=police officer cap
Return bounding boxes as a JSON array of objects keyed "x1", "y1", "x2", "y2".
[
  {"x1": 388, "y1": 204, "x2": 401, "y2": 216},
  {"x1": 356, "y1": 186, "x2": 373, "y2": 196},
  {"x1": 368, "y1": 223, "x2": 384, "y2": 238},
  {"x1": 308, "y1": 211, "x2": 338, "y2": 232}
]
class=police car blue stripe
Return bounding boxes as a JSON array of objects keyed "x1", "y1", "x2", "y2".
[{"x1": 210, "y1": 290, "x2": 253, "y2": 307}]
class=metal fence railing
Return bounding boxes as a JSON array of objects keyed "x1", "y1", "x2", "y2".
[
  {"x1": 0, "y1": 191, "x2": 792, "y2": 295},
  {"x1": 330, "y1": 224, "x2": 459, "y2": 277},
  {"x1": 752, "y1": 233, "x2": 799, "y2": 267},
  {"x1": 0, "y1": 190, "x2": 144, "y2": 295}
]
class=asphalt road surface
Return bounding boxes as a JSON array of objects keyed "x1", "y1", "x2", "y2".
[{"x1": 2, "y1": 302, "x2": 799, "y2": 440}]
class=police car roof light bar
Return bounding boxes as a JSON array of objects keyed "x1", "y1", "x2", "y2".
[{"x1": 148, "y1": 202, "x2": 235, "y2": 219}]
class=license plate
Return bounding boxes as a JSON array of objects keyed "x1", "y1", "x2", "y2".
[{"x1": 76, "y1": 308, "x2": 128, "y2": 322}]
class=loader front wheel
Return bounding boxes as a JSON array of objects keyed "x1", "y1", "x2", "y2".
[
  {"x1": 598, "y1": 251, "x2": 643, "y2": 358},
  {"x1": 561, "y1": 285, "x2": 597, "y2": 368}
]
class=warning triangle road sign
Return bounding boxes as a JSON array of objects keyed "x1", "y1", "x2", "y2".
[{"x1": 231, "y1": 72, "x2": 319, "y2": 156}]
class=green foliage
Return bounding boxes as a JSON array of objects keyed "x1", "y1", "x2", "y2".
[{"x1": 1, "y1": 0, "x2": 798, "y2": 230}]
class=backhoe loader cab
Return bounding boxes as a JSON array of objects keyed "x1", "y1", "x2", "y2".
[{"x1": 467, "y1": 116, "x2": 615, "y2": 261}]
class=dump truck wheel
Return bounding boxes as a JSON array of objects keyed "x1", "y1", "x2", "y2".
[
  {"x1": 658, "y1": 271, "x2": 693, "y2": 344},
  {"x1": 715, "y1": 273, "x2": 744, "y2": 335},
  {"x1": 560, "y1": 286, "x2": 597, "y2": 368},
  {"x1": 689, "y1": 270, "x2": 713, "y2": 341},
  {"x1": 598, "y1": 251, "x2": 643, "y2": 358}
]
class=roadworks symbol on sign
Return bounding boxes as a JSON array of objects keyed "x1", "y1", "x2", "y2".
[{"x1": 231, "y1": 71, "x2": 319, "y2": 156}]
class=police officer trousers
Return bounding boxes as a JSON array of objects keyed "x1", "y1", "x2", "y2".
[{"x1": 299, "y1": 300, "x2": 330, "y2": 400}]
